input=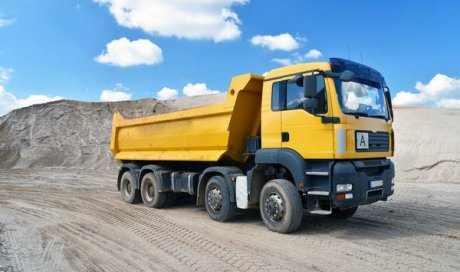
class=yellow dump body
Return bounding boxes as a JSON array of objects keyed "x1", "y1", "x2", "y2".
[{"x1": 110, "y1": 74, "x2": 264, "y2": 163}]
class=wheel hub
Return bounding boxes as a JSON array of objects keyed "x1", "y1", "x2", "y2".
[
  {"x1": 145, "y1": 182, "x2": 154, "y2": 202},
  {"x1": 265, "y1": 193, "x2": 284, "y2": 222},
  {"x1": 207, "y1": 187, "x2": 223, "y2": 211},
  {"x1": 123, "y1": 180, "x2": 131, "y2": 197}
]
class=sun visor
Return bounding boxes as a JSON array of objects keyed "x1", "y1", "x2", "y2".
[{"x1": 330, "y1": 58, "x2": 385, "y2": 86}]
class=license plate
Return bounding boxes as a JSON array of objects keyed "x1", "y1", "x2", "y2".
[{"x1": 356, "y1": 132, "x2": 369, "y2": 149}]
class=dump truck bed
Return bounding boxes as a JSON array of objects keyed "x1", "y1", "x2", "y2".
[{"x1": 110, "y1": 74, "x2": 264, "y2": 163}]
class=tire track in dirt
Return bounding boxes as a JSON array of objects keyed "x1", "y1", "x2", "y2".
[
  {"x1": 41, "y1": 236, "x2": 67, "y2": 272},
  {"x1": 87, "y1": 202, "x2": 295, "y2": 272},
  {"x1": 1, "y1": 170, "x2": 460, "y2": 272}
]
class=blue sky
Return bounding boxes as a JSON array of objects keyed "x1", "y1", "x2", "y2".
[{"x1": 1, "y1": 0, "x2": 460, "y2": 115}]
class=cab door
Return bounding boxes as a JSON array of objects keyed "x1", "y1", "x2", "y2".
[
  {"x1": 280, "y1": 75, "x2": 334, "y2": 159},
  {"x1": 261, "y1": 81, "x2": 282, "y2": 148}
]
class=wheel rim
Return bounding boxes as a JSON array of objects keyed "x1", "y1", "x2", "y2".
[
  {"x1": 122, "y1": 180, "x2": 131, "y2": 198},
  {"x1": 145, "y1": 181, "x2": 154, "y2": 202},
  {"x1": 264, "y1": 193, "x2": 285, "y2": 222},
  {"x1": 207, "y1": 187, "x2": 223, "y2": 212}
]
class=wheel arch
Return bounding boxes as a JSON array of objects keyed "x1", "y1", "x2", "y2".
[
  {"x1": 254, "y1": 148, "x2": 307, "y2": 190},
  {"x1": 139, "y1": 165, "x2": 171, "y2": 192},
  {"x1": 196, "y1": 166, "x2": 243, "y2": 206},
  {"x1": 117, "y1": 163, "x2": 141, "y2": 191}
]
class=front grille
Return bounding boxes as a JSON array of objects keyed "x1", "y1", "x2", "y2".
[{"x1": 356, "y1": 131, "x2": 390, "y2": 152}]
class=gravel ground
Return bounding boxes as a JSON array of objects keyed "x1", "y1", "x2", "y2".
[{"x1": 0, "y1": 169, "x2": 459, "y2": 272}]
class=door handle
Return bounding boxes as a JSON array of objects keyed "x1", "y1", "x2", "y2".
[{"x1": 281, "y1": 132, "x2": 289, "y2": 142}]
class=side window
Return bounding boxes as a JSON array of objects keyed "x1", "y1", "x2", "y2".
[
  {"x1": 271, "y1": 75, "x2": 327, "y2": 114},
  {"x1": 271, "y1": 82, "x2": 282, "y2": 111},
  {"x1": 286, "y1": 81, "x2": 305, "y2": 110},
  {"x1": 312, "y1": 75, "x2": 327, "y2": 114},
  {"x1": 286, "y1": 75, "x2": 327, "y2": 114}
]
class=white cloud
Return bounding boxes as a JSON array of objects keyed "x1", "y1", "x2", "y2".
[
  {"x1": 271, "y1": 58, "x2": 293, "y2": 66},
  {"x1": 157, "y1": 87, "x2": 178, "y2": 100},
  {"x1": 94, "y1": 0, "x2": 247, "y2": 42},
  {"x1": 0, "y1": 17, "x2": 14, "y2": 27},
  {"x1": 251, "y1": 33, "x2": 299, "y2": 51},
  {"x1": 95, "y1": 37, "x2": 163, "y2": 67},
  {"x1": 393, "y1": 74, "x2": 460, "y2": 108},
  {"x1": 0, "y1": 67, "x2": 14, "y2": 83},
  {"x1": 15, "y1": 95, "x2": 63, "y2": 108},
  {"x1": 183, "y1": 83, "x2": 219, "y2": 96},
  {"x1": 0, "y1": 85, "x2": 63, "y2": 116},
  {"x1": 437, "y1": 99, "x2": 460, "y2": 108},
  {"x1": 305, "y1": 49, "x2": 323, "y2": 59},
  {"x1": 100, "y1": 90, "x2": 132, "y2": 102},
  {"x1": 271, "y1": 49, "x2": 324, "y2": 67},
  {"x1": 392, "y1": 91, "x2": 426, "y2": 106},
  {"x1": 100, "y1": 83, "x2": 132, "y2": 102}
]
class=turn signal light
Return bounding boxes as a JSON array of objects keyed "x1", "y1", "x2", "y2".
[
  {"x1": 336, "y1": 193, "x2": 353, "y2": 200},
  {"x1": 337, "y1": 193, "x2": 346, "y2": 200}
]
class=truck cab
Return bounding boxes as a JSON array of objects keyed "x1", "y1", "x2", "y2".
[{"x1": 256, "y1": 58, "x2": 394, "y2": 222}]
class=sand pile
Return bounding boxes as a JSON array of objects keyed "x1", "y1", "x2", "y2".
[
  {"x1": 0, "y1": 95, "x2": 458, "y2": 182},
  {"x1": 0, "y1": 94, "x2": 225, "y2": 169},
  {"x1": 392, "y1": 107, "x2": 460, "y2": 183}
]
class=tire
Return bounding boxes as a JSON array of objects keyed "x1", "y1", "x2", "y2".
[
  {"x1": 330, "y1": 206, "x2": 358, "y2": 219},
  {"x1": 260, "y1": 179, "x2": 303, "y2": 233},
  {"x1": 205, "y1": 175, "x2": 236, "y2": 222},
  {"x1": 140, "y1": 173, "x2": 168, "y2": 208},
  {"x1": 120, "y1": 171, "x2": 141, "y2": 204}
]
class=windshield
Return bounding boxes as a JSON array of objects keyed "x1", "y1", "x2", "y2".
[{"x1": 335, "y1": 78, "x2": 388, "y2": 119}]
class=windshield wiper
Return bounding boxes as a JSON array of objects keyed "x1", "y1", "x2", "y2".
[
  {"x1": 349, "y1": 112, "x2": 369, "y2": 119},
  {"x1": 350, "y1": 112, "x2": 388, "y2": 120},
  {"x1": 367, "y1": 115, "x2": 387, "y2": 120}
]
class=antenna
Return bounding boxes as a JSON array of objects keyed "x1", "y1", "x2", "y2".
[
  {"x1": 347, "y1": 45, "x2": 351, "y2": 60},
  {"x1": 360, "y1": 52, "x2": 364, "y2": 64}
]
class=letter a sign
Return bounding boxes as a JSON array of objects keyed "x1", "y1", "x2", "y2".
[{"x1": 356, "y1": 132, "x2": 369, "y2": 150}]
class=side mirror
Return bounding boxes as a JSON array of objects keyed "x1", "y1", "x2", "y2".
[
  {"x1": 340, "y1": 70, "x2": 354, "y2": 82},
  {"x1": 303, "y1": 98, "x2": 318, "y2": 110},
  {"x1": 289, "y1": 74, "x2": 304, "y2": 87},
  {"x1": 303, "y1": 75, "x2": 317, "y2": 98}
]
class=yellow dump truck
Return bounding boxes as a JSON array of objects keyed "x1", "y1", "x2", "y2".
[{"x1": 111, "y1": 58, "x2": 395, "y2": 233}]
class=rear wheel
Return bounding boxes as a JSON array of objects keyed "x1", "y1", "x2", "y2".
[
  {"x1": 330, "y1": 206, "x2": 358, "y2": 219},
  {"x1": 260, "y1": 179, "x2": 303, "y2": 233},
  {"x1": 205, "y1": 175, "x2": 236, "y2": 222},
  {"x1": 140, "y1": 173, "x2": 168, "y2": 208},
  {"x1": 120, "y1": 171, "x2": 141, "y2": 204}
]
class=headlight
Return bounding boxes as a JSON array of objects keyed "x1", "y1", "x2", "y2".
[{"x1": 336, "y1": 184, "x2": 353, "y2": 192}]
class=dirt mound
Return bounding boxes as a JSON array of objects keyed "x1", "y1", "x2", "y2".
[
  {"x1": 392, "y1": 107, "x2": 460, "y2": 183},
  {"x1": 0, "y1": 94, "x2": 225, "y2": 169},
  {"x1": 0, "y1": 96, "x2": 459, "y2": 182}
]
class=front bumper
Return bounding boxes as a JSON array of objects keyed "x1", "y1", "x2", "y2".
[{"x1": 331, "y1": 159, "x2": 394, "y2": 208}]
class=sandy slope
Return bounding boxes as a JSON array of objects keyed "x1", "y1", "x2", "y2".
[
  {"x1": 392, "y1": 107, "x2": 460, "y2": 183},
  {"x1": 0, "y1": 169, "x2": 459, "y2": 272},
  {"x1": 0, "y1": 94, "x2": 225, "y2": 170}
]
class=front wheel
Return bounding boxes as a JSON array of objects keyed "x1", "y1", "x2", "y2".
[
  {"x1": 260, "y1": 179, "x2": 303, "y2": 233},
  {"x1": 205, "y1": 175, "x2": 236, "y2": 222},
  {"x1": 329, "y1": 206, "x2": 358, "y2": 219}
]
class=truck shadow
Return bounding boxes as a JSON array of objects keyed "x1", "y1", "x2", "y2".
[{"x1": 149, "y1": 197, "x2": 459, "y2": 239}]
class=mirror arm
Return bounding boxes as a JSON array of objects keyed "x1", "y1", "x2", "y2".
[{"x1": 322, "y1": 71, "x2": 340, "y2": 78}]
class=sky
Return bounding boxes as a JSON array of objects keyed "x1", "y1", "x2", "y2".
[{"x1": 1, "y1": 0, "x2": 460, "y2": 115}]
